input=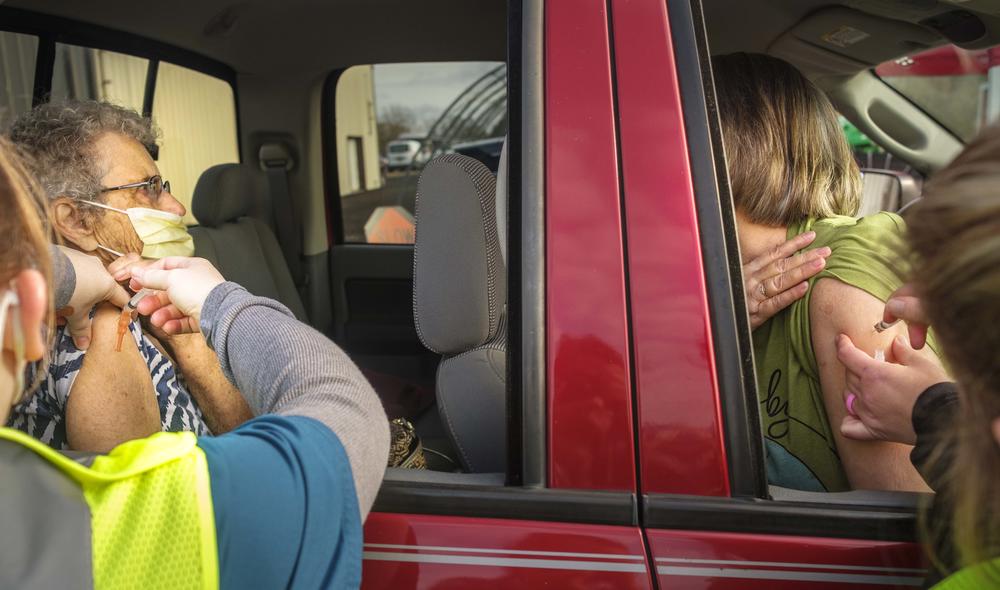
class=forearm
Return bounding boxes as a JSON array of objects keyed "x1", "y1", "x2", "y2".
[
  {"x1": 166, "y1": 332, "x2": 253, "y2": 434},
  {"x1": 200, "y1": 283, "x2": 389, "y2": 516}
]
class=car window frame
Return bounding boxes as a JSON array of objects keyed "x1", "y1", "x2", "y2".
[
  {"x1": 326, "y1": 0, "x2": 638, "y2": 527},
  {"x1": 322, "y1": 61, "x2": 508, "y2": 246},
  {"x1": 660, "y1": 0, "x2": 926, "y2": 541}
]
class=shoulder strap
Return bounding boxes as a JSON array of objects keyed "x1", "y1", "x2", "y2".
[{"x1": 259, "y1": 142, "x2": 306, "y2": 288}]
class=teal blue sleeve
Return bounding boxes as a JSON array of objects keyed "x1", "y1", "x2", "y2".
[{"x1": 197, "y1": 415, "x2": 362, "y2": 589}]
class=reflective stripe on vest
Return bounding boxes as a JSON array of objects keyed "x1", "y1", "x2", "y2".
[{"x1": 0, "y1": 427, "x2": 219, "y2": 589}]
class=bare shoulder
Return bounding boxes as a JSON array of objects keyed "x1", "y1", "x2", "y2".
[{"x1": 809, "y1": 278, "x2": 902, "y2": 366}]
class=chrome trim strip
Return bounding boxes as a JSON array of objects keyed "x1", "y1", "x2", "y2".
[
  {"x1": 656, "y1": 557, "x2": 926, "y2": 574},
  {"x1": 657, "y1": 565, "x2": 923, "y2": 586},
  {"x1": 364, "y1": 543, "x2": 644, "y2": 560},
  {"x1": 364, "y1": 551, "x2": 647, "y2": 573}
]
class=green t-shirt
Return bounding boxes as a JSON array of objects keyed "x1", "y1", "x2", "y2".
[{"x1": 753, "y1": 213, "x2": 937, "y2": 492}]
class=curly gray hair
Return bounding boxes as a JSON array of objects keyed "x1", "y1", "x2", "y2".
[{"x1": 7, "y1": 100, "x2": 159, "y2": 203}]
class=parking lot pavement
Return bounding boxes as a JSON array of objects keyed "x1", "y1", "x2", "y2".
[{"x1": 339, "y1": 171, "x2": 419, "y2": 242}]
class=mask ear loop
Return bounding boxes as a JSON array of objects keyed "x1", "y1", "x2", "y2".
[
  {"x1": 0, "y1": 284, "x2": 25, "y2": 403},
  {"x1": 82, "y1": 201, "x2": 129, "y2": 259}
]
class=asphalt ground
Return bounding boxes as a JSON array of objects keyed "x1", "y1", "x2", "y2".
[{"x1": 338, "y1": 171, "x2": 419, "y2": 243}]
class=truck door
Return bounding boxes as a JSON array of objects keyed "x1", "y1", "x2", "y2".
[
  {"x1": 612, "y1": 0, "x2": 928, "y2": 588},
  {"x1": 360, "y1": 1, "x2": 653, "y2": 587}
]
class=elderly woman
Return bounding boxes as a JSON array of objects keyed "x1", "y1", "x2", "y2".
[
  {"x1": 8, "y1": 100, "x2": 250, "y2": 452},
  {"x1": 713, "y1": 53, "x2": 945, "y2": 493}
]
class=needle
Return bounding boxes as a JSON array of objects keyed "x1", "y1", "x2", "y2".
[
  {"x1": 115, "y1": 289, "x2": 154, "y2": 352},
  {"x1": 127, "y1": 288, "x2": 153, "y2": 311},
  {"x1": 873, "y1": 318, "x2": 899, "y2": 333}
]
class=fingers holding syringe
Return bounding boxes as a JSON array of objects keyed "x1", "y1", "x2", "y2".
[
  {"x1": 134, "y1": 290, "x2": 170, "y2": 316},
  {"x1": 128, "y1": 257, "x2": 224, "y2": 324},
  {"x1": 883, "y1": 284, "x2": 930, "y2": 349},
  {"x1": 134, "y1": 294, "x2": 199, "y2": 335}
]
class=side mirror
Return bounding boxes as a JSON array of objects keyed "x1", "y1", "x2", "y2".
[{"x1": 858, "y1": 169, "x2": 921, "y2": 217}]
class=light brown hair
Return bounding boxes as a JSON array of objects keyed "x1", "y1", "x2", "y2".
[
  {"x1": 712, "y1": 53, "x2": 861, "y2": 226},
  {"x1": 907, "y1": 125, "x2": 1000, "y2": 578},
  {"x1": 0, "y1": 137, "x2": 51, "y2": 286}
]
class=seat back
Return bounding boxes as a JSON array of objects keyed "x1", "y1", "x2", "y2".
[
  {"x1": 189, "y1": 164, "x2": 308, "y2": 320},
  {"x1": 413, "y1": 154, "x2": 507, "y2": 473}
]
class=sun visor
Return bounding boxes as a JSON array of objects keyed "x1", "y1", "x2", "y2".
[{"x1": 769, "y1": 7, "x2": 943, "y2": 76}]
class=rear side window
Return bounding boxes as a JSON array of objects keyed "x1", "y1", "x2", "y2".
[
  {"x1": 331, "y1": 61, "x2": 506, "y2": 244},
  {"x1": 51, "y1": 44, "x2": 148, "y2": 113},
  {"x1": 152, "y1": 62, "x2": 239, "y2": 225},
  {"x1": 876, "y1": 43, "x2": 1000, "y2": 141},
  {"x1": 5, "y1": 38, "x2": 239, "y2": 225},
  {"x1": 40, "y1": 43, "x2": 239, "y2": 225},
  {"x1": 0, "y1": 31, "x2": 38, "y2": 128}
]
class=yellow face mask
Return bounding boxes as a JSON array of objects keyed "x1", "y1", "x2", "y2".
[{"x1": 86, "y1": 200, "x2": 195, "y2": 259}]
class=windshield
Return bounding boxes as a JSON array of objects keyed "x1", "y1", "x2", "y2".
[
  {"x1": 388, "y1": 143, "x2": 413, "y2": 153},
  {"x1": 876, "y1": 44, "x2": 1000, "y2": 141}
]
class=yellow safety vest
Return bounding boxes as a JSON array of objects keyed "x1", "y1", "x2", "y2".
[
  {"x1": 0, "y1": 427, "x2": 219, "y2": 589},
  {"x1": 932, "y1": 558, "x2": 1000, "y2": 589}
]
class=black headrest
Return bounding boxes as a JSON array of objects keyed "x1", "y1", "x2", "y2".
[
  {"x1": 192, "y1": 164, "x2": 265, "y2": 227},
  {"x1": 413, "y1": 154, "x2": 506, "y2": 356}
]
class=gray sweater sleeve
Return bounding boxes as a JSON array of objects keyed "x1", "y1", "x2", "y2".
[{"x1": 199, "y1": 282, "x2": 389, "y2": 519}]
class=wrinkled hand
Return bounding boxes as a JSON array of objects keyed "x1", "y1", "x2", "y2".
[
  {"x1": 837, "y1": 334, "x2": 949, "y2": 445},
  {"x1": 57, "y1": 247, "x2": 131, "y2": 350},
  {"x1": 129, "y1": 257, "x2": 225, "y2": 335},
  {"x1": 744, "y1": 231, "x2": 831, "y2": 329},
  {"x1": 883, "y1": 283, "x2": 931, "y2": 350},
  {"x1": 107, "y1": 252, "x2": 155, "y2": 283}
]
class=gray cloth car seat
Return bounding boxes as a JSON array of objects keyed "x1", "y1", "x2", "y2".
[
  {"x1": 413, "y1": 154, "x2": 507, "y2": 473},
  {"x1": 189, "y1": 164, "x2": 308, "y2": 320}
]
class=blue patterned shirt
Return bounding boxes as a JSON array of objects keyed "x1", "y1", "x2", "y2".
[{"x1": 8, "y1": 319, "x2": 210, "y2": 448}]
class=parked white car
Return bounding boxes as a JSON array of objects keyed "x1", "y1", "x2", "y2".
[{"x1": 386, "y1": 139, "x2": 424, "y2": 171}]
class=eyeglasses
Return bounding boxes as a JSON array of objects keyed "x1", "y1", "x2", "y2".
[{"x1": 100, "y1": 175, "x2": 171, "y2": 200}]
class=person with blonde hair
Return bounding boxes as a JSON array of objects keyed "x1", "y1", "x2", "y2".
[
  {"x1": 836, "y1": 125, "x2": 1000, "y2": 587},
  {"x1": 713, "y1": 52, "x2": 943, "y2": 493},
  {"x1": 0, "y1": 137, "x2": 388, "y2": 588}
]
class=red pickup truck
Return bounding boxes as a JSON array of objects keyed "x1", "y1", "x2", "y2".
[
  {"x1": 3, "y1": 0, "x2": 996, "y2": 587},
  {"x1": 362, "y1": 0, "x2": 991, "y2": 587}
]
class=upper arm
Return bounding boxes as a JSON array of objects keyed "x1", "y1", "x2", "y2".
[
  {"x1": 66, "y1": 303, "x2": 160, "y2": 452},
  {"x1": 197, "y1": 416, "x2": 362, "y2": 589},
  {"x1": 809, "y1": 278, "x2": 931, "y2": 491}
]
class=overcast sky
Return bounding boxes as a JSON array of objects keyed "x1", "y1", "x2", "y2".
[{"x1": 374, "y1": 61, "x2": 502, "y2": 133}]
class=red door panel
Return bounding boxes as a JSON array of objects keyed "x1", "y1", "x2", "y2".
[
  {"x1": 610, "y1": 0, "x2": 729, "y2": 497},
  {"x1": 612, "y1": 0, "x2": 926, "y2": 586},
  {"x1": 649, "y1": 530, "x2": 924, "y2": 589},
  {"x1": 362, "y1": 514, "x2": 653, "y2": 588},
  {"x1": 546, "y1": 0, "x2": 637, "y2": 492}
]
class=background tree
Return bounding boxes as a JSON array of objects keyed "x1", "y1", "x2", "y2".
[{"x1": 377, "y1": 105, "x2": 416, "y2": 154}]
